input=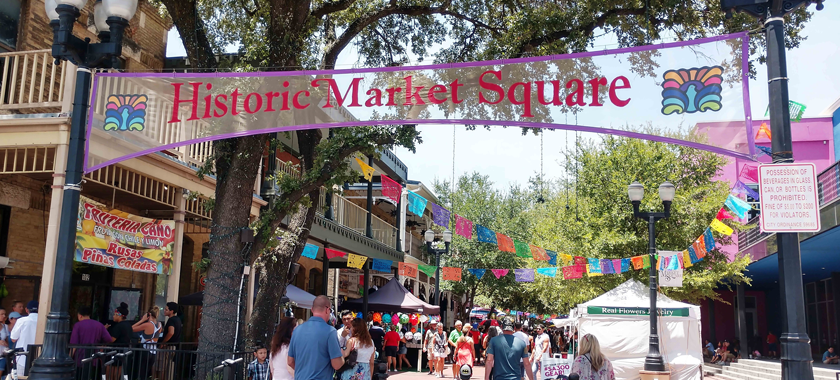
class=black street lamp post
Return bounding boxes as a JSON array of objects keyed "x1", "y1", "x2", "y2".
[
  {"x1": 34, "y1": 1, "x2": 137, "y2": 379},
  {"x1": 720, "y1": 1, "x2": 824, "y2": 379},
  {"x1": 424, "y1": 229, "x2": 452, "y2": 308},
  {"x1": 628, "y1": 181, "x2": 675, "y2": 373}
]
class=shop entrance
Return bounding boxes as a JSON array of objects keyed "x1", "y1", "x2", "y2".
[{"x1": 69, "y1": 263, "x2": 113, "y2": 323}]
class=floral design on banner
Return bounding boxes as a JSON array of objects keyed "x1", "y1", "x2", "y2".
[
  {"x1": 442, "y1": 267, "x2": 462, "y2": 281},
  {"x1": 468, "y1": 269, "x2": 486, "y2": 279},
  {"x1": 514, "y1": 268, "x2": 535, "y2": 282},
  {"x1": 325, "y1": 248, "x2": 347, "y2": 259},
  {"x1": 455, "y1": 215, "x2": 473, "y2": 239},
  {"x1": 418, "y1": 265, "x2": 437, "y2": 277},
  {"x1": 407, "y1": 190, "x2": 428, "y2": 216},
  {"x1": 660, "y1": 66, "x2": 724, "y2": 115},
  {"x1": 104, "y1": 95, "x2": 148, "y2": 131},
  {"x1": 354, "y1": 157, "x2": 375, "y2": 181},
  {"x1": 372, "y1": 259, "x2": 392, "y2": 273},
  {"x1": 491, "y1": 269, "x2": 509, "y2": 279},
  {"x1": 381, "y1": 175, "x2": 402, "y2": 204},
  {"x1": 536, "y1": 267, "x2": 557, "y2": 277},
  {"x1": 546, "y1": 250, "x2": 558, "y2": 266},
  {"x1": 347, "y1": 253, "x2": 367, "y2": 269},
  {"x1": 476, "y1": 225, "x2": 497, "y2": 244},
  {"x1": 530, "y1": 245, "x2": 549, "y2": 261},
  {"x1": 301, "y1": 243, "x2": 319, "y2": 259},
  {"x1": 562, "y1": 265, "x2": 584, "y2": 280},
  {"x1": 513, "y1": 240, "x2": 532, "y2": 258},
  {"x1": 496, "y1": 233, "x2": 515, "y2": 253},
  {"x1": 399, "y1": 262, "x2": 418, "y2": 278},
  {"x1": 431, "y1": 203, "x2": 451, "y2": 228}
]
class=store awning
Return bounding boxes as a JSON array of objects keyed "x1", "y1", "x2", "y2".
[
  {"x1": 342, "y1": 277, "x2": 440, "y2": 314},
  {"x1": 179, "y1": 284, "x2": 316, "y2": 308}
]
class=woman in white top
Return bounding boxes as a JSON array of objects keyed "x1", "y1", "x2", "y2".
[
  {"x1": 269, "y1": 317, "x2": 296, "y2": 380},
  {"x1": 340, "y1": 318, "x2": 375, "y2": 380},
  {"x1": 133, "y1": 306, "x2": 162, "y2": 380}
]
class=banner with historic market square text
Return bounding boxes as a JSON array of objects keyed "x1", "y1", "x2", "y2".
[{"x1": 75, "y1": 196, "x2": 175, "y2": 274}]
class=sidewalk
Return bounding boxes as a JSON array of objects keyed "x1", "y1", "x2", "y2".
[{"x1": 386, "y1": 363, "x2": 487, "y2": 380}]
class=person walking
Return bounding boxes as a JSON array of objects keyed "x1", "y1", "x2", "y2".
[
  {"x1": 513, "y1": 323, "x2": 530, "y2": 380},
  {"x1": 424, "y1": 321, "x2": 439, "y2": 375},
  {"x1": 471, "y1": 324, "x2": 482, "y2": 365},
  {"x1": 766, "y1": 332, "x2": 778, "y2": 359},
  {"x1": 288, "y1": 296, "x2": 344, "y2": 380},
  {"x1": 369, "y1": 321, "x2": 386, "y2": 362},
  {"x1": 570, "y1": 334, "x2": 615, "y2": 380},
  {"x1": 433, "y1": 323, "x2": 449, "y2": 378},
  {"x1": 339, "y1": 318, "x2": 376, "y2": 380},
  {"x1": 10, "y1": 301, "x2": 38, "y2": 376},
  {"x1": 530, "y1": 325, "x2": 550, "y2": 379},
  {"x1": 269, "y1": 317, "x2": 296, "y2": 380},
  {"x1": 384, "y1": 325, "x2": 400, "y2": 372},
  {"x1": 398, "y1": 326, "x2": 412, "y2": 371},
  {"x1": 449, "y1": 321, "x2": 464, "y2": 378},
  {"x1": 455, "y1": 325, "x2": 476, "y2": 377},
  {"x1": 485, "y1": 318, "x2": 534, "y2": 380}
]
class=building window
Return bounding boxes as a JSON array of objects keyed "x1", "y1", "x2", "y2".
[
  {"x1": 0, "y1": 0, "x2": 21, "y2": 50},
  {"x1": 308, "y1": 268, "x2": 323, "y2": 295},
  {"x1": 805, "y1": 279, "x2": 836, "y2": 359}
]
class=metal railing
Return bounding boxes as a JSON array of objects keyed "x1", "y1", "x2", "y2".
[
  {"x1": 0, "y1": 50, "x2": 69, "y2": 111},
  {"x1": 24, "y1": 343, "x2": 253, "y2": 380},
  {"x1": 331, "y1": 193, "x2": 397, "y2": 247}
]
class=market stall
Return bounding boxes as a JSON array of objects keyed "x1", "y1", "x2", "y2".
[{"x1": 572, "y1": 279, "x2": 703, "y2": 380}]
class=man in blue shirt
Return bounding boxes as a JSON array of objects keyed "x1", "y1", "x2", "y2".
[
  {"x1": 288, "y1": 295, "x2": 344, "y2": 380},
  {"x1": 823, "y1": 346, "x2": 839, "y2": 364},
  {"x1": 486, "y1": 318, "x2": 535, "y2": 380}
]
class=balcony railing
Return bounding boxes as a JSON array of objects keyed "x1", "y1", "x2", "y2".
[
  {"x1": 0, "y1": 50, "x2": 70, "y2": 111},
  {"x1": 330, "y1": 193, "x2": 397, "y2": 247}
]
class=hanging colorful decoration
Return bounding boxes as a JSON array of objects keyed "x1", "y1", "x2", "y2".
[
  {"x1": 476, "y1": 225, "x2": 497, "y2": 244},
  {"x1": 431, "y1": 203, "x2": 451, "y2": 227},
  {"x1": 496, "y1": 233, "x2": 516, "y2": 253},
  {"x1": 739, "y1": 164, "x2": 759, "y2": 183},
  {"x1": 383, "y1": 313, "x2": 392, "y2": 324},
  {"x1": 514, "y1": 268, "x2": 535, "y2": 282},
  {"x1": 325, "y1": 248, "x2": 348, "y2": 259},
  {"x1": 400, "y1": 314, "x2": 409, "y2": 324},
  {"x1": 513, "y1": 240, "x2": 532, "y2": 258},
  {"x1": 491, "y1": 269, "x2": 509, "y2": 279},
  {"x1": 530, "y1": 245, "x2": 549, "y2": 261},
  {"x1": 418, "y1": 265, "x2": 437, "y2": 277},
  {"x1": 410, "y1": 314, "x2": 419, "y2": 325},
  {"x1": 348, "y1": 253, "x2": 367, "y2": 269},
  {"x1": 536, "y1": 267, "x2": 557, "y2": 277},
  {"x1": 372, "y1": 259, "x2": 392, "y2": 273},
  {"x1": 407, "y1": 190, "x2": 428, "y2": 216},
  {"x1": 546, "y1": 250, "x2": 558, "y2": 266},
  {"x1": 399, "y1": 262, "x2": 418, "y2": 278},
  {"x1": 381, "y1": 175, "x2": 402, "y2": 204},
  {"x1": 355, "y1": 157, "x2": 375, "y2": 181},
  {"x1": 301, "y1": 243, "x2": 319, "y2": 259},
  {"x1": 455, "y1": 215, "x2": 474, "y2": 239},
  {"x1": 725, "y1": 194, "x2": 752, "y2": 219},
  {"x1": 562, "y1": 265, "x2": 584, "y2": 280},
  {"x1": 468, "y1": 269, "x2": 486, "y2": 280},
  {"x1": 373, "y1": 313, "x2": 382, "y2": 323},
  {"x1": 442, "y1": 267, "x2": 462, "y2": 281}
]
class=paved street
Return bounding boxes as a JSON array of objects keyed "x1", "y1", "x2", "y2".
[{"x1": 386, "y1": 364, "x2": 487, "y2": 380}]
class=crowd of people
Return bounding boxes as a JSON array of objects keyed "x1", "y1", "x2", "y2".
[{"x1": 257, "y1": 300, "x2": 615, "y2": 380}]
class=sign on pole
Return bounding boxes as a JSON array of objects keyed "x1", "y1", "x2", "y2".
[
  {"x1": 659, "y1": 268, "x2": 683, "y2": 287},
  {"x1": 758, "y1": 163, "x2": 820, "y2": 232}
]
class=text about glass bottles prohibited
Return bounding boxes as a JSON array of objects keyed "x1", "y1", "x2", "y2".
[{"x1": 758, "y1": 163, "x2": 821, "y2": 233}]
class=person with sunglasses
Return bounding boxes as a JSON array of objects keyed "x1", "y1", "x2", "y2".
[{"x1": 288, "y1": 296, "x2": 344, "y2": 380}]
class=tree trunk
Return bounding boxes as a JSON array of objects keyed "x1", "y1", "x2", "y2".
[
  {"x1": 246, "y1": 187, "x2": 320, "y2": 345},
  {"x1": 195, "y1": 135, "x2": 265, "y2": 377}
]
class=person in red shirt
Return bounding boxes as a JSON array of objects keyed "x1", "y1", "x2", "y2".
[
  {"x1": 384, "y1": 326, "x2": 401, "y2": 372},
  {"x1": 470, "y1": 324, "x2": 482, "y2": 365}
]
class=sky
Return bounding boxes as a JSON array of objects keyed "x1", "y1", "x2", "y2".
[{"x1": 165, "y1": 6, "x2": 840, "y2": 195}]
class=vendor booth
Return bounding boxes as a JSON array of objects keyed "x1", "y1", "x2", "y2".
[{"x1": 572, "y1": 279, "x2": 703, "y2": 380}]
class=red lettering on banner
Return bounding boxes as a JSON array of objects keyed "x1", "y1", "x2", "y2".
[
  {"x1": 231, "y1": 88, "x2": 242, "y2": 115},
  {"x1": 293, "y1": 91, "x2": 310, "y2": 109},
  {"x1": 450, "y1": 80, "x2": 464, "y2": 104},
  {"x1": 311, "y1": 78, "x2": 363, "y2": 108},
  {"x1": 536, "y1": 80, "x2": 563, "y2": 106},
  {"x1": 609, "y1": 76, "x2": 631, "y2": 107},
  {"x1": 479, "y1": 71, "x2": 504, "y2": 105},
  {"x1": 403, "y1": 76, "x2": 426, "y2": 106},
  {"x1": 140, "y1": 223, "x2": 173, "y2": 239},
  {"x1": 213, "y1": 94, "x2": 228, "y2": 117},
  {"x1": 81, "y1": 248, "x2": 115, "y2": 266},
  {"x1": 565, "y1": 79, "x2": 586, "y2": 106},
  {"x1": 244, "y1": 92, "x2": 263, "y2": 114},
  {"x1": 385, "y1": 87, "x2": 402, "y2": 106},
  {"x1": 428, "y1": 85, "x2": 448, "y2": 105},
  {"x1": 366, "y1": 88, "x2": 384, "y2": 107},
  {"x1": 83, "y1": 203, "x2": 141, "y2": 233},
  {"x1": 508, "y1": 82, "x2": 533, "y2": 117},
  {"x1": 169, "y1": 82, "x2": 202, "y2": 122},
  {"x1": 588, "y1": 77, "x2": 608, "y2": 106},
  {"x1": 107, "y1": 241, "x2": 143, "y2": 259},
  {"x1": 116, "y1": 257, "x2": 158, "y2": 273}
]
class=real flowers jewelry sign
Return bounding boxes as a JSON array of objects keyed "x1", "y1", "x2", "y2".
[{"x1": 75, "y1": 196, "x2": 175, "y2": 274}]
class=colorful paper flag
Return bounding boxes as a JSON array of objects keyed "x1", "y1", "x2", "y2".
[
  {"x1": 514, "y1": 240, "x2": 532, "y2": 258},
  {"x1": 682, "y1": 250, "x2": 693, "y2": 268},
  {"x1": 716, "y1": 208, "x2": 734, "y2": 220},
  {"x1": 612, "y1": 259, "x2": 622, "y2": 274},
  {"x1": 530, "y1": 245, "x2": 549, "y2": 261},
  {"x1": 399, "y1": 262, "x2": 418, "y2": 278},
  {"x1": 755, "y1": 122, "x2": 772, "y2": 140},
  {"x1": 693, "y1": 238, "x2": 707, "y2": 259},
  {"x1": 348, "y1": 253, "x2": 367, "y2": 269},
  {"x1": 431, "y1": 203, "x2": 451, "y2": 228},
  {"x1": 325, "y1": 248, "x2": 347, "y2": 259},
  {"x1": 587, "y1": 265, "x2": 603, "y2": 277},
  {"x1": 703, "y1": 228, "x2": 716, "y2": 252},
  {"x1": 536, "y1": 267, "x2": 557, "y2": 277},
  {"x1": 739, "y1": 165, "x2": 759, "y2": 183},
  {"x1": 468, "y1": 269, "x2": 486, "y2": 279},
  {"x1": 642, "y1": 255, "x2": 651, "y2": 269},
  {"x1": 407, "y1": 190, "x2": 428, "y2": 216},
  {"x1": 514, "y1": 268, "x2": 535, "y2": 282},
  {"x1": 418, "y1": 265, "x2": 437, "y2": 277},
  {"x1": 560, "y1": 254, "x2": 574, "y2": 267},
  {"x1": 546, "y1": 250, "x2": 558, "y2": 266},
  {"x1": 574, "y1": 256, "x2": 587, "y2": 265},
  {"x1": 355, "y1": 157, "x2": 375, "y2": 181},
  {"x1": 562, "y1": 265, "x2": 584, "y2": 280},
  {"x1": 631, "y1": 256, "x2": 645, "y2": 270},
  {"x1": 372, "y1": 259, "x2": 392, "y2": 272},
  {"x1": 587, "y1": 258, "x2": 601, "y2": 274},
  {"x1": 442, "y1": 267, "x2": 462, "y2": 281},
  {"x1": 725, "y1": 194, "x2": 752, "y2": 219},
  {"x1": 710, "y1": 218, "x2": 734, "y2": 235},
  {"x1": 491, "y1": 269, "x2": 509, "y2": 279},
  {"x1": 620, "y1": 258, "x2": 632, "y2": 273},
  {"x1": 301, "y1": 243, "x2": 319, "y2": 259},
  {"x1": 756, "y1": 145, "x2": 772, "y2": 156},
  {"x1": 688, "y1": 246, "x2": 701, "y2": 264},
  {"x1": 455, "y1": 215, "x2": 473, "y2": 239},
  {"x1": 666, "y1": 254, "x2": 680, "y2": 270},
  {"x1": 496, "y1": 233, "x2": 515, "y2": 252},
  {"x1": 476, "y1": 225, "x2": 497, "y2": 244},
  {"x1": 600, "y1": 259, "x2": 615, "y2": 274},
  {"x1": 381, "y1": 175, "x2": 402, "y2": 204}
]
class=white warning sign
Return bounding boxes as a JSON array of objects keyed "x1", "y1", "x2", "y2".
[{"x1": 758, "y1": 163, "x2": 820, "y2": 233}]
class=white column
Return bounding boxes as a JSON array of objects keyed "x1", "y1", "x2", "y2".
[
  {"x1": 166, "y1": 195, "x2": 186, "y2": 302},
  {"x1": 399, "y1": 188, "x2": 408, "y2": 252}
]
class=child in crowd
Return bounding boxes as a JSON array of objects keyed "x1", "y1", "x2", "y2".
[{"x1": 248, "y1": 346, "x2": 269, "y2": 380}]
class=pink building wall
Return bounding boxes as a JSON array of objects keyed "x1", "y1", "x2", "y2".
[{"x1": 694, "y1": 117, "x2": 835, "y2": 261}]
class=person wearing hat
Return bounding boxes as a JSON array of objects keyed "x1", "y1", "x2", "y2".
[
  {"x1": 10, "y1": 300, "x2": 39, "y2": 376},
  {"x1": 423, "y1": 320, "x2": 439, "y2": 375},
  {"x1": 485, "y1": 318, "x2": 535, "y2": 380}
]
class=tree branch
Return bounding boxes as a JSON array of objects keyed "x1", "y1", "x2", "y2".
[
  {"x1": 311, "y1": 0, "x2": 359, "y2": 19},
  {"x1": 513, "y1": 8, "x2": 652, "y2": 57},
  {"x1": 320, "y1": 0, "x2": 452, "y2": 69},
  {"x1": 439, "y1": 10, "x2": 505, "y2": 37},
  {"x1": 160, "y1": 0, "x2": 217, "y2": 70}
]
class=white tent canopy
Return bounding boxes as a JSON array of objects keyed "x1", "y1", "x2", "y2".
[
  {"x1": 573, "y1": 279, "x2": 703, "y2": 380},
  {"x1": 286, "y1": 284, "x2": 316, "y2": 309}
]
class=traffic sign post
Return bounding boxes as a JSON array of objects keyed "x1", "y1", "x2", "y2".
[{"x1": 758, "y1": 163, "x2": 820, "y2": 233}]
